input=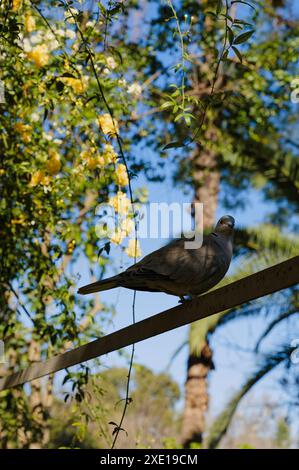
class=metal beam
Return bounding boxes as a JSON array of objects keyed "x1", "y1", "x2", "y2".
[{"x1": 0, "y1": 255, "x2": 298, "y2": 391}]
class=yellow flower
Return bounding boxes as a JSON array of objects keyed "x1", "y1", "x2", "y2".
[
  {"x1": 120, "y1": 217, "x2": 134, "y2": 237},
  {"x1": 80, "y1": 149, "x2": 101, "y2": 170},
  {"x1": 108, "y1": 191, "x2": 131, "y2": 215},
  {"x1": 80, "y1": 150, "x2": 89, "y2": 161},
  {"x1": 103, "y1": 144, "x2": 117, "y2": 164},
  {"x1": 61, "y1": 76, "x2": 86, "y2": 94},
  {"x1": 40, "y1": 175, "x2": 50, "y2": 186},
  {"x1": 110, "y1": 229, "x2": 124, "y2": 245},
  {"x1": 98, "y1": 113, "x2": 119, "y2": 136},
  {"x1": 11, "y1": 215, "x2": 26, "y2": 225},
  {"x1": 25, "y1": 14, "x2": 35, "y2": 32},
  {"x1": 127, "y1": 82, "x2": 142, "y2": 98},
  {"x1": 29, "y1": 170, "x2": 45, "y2": 187},
  {"x1": 14, "y1": 122, "x2": 32, "y2": 143},
  {"x1": 14, "y1": 122, "x2": 30, "y2": 132},
  {"x1": 38, "y1": 82, "x2": 46, "y2": 94},
  {"x1": 12, "y1": 0, "x2": 22, "y2": 11},
  {"x1": 125, "y1": 239, "x2": 141, "y2": 258},
  {"x1": 87, "y1": 156, "x2": 99, "y2": 170},
  {"x1": 29, "y1": 170, "x2": 50, "y2": 187},
  {"x1": 66, "y1": 239, "x2": 76, "y2": 254},
  {"x1": 115, "y1": 164, "x2": 129, "y2": 186},
  {"x1": 97, "y1": 155, "x2": 105, "y2": 166},
  {"x1": 46, "y1": 151, "x2": 61, "y2": 175},
  {"x1": 0, "y1": 169, "x2": 5, "y2": 176},
  {"x1": 106, "y1": 56, "x2": 117, "y2": 69},
  {"x1": 27, "y1": 44, "x2": 49, "y2": 68}
]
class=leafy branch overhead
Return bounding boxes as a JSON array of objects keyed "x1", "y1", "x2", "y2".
[{"x1": 161, "y1": 0, "x2": 255, "y2": 149}]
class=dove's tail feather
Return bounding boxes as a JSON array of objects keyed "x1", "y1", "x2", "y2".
[{"x1": 78, "y1": 276, "x2": 120, "y2": 295}]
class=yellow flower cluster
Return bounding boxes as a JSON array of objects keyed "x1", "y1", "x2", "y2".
[
  {"x1": 106, "y1": 56, "x2": 117, "y2": 69},
  {"x1": 108, "y1": 191, "x2": 131, "y2": 215},
  {"x1": 29, "y1": 150, "x2": 62, "y2": 187},
  {"x1": 27, "y1": 44, "x2": 49, "y2": 68},
  {"x1": 110, "y1": 229, "x2": 124, "y2": 245},
  {"x1": 80, "y1": 150, "x2": 105, "y2": 170},
  {"x1": 14, "y1": 122, "x2": 32, "y2": 143},
  {"x1": 121, "y1": 217, "x2": 134, "y2": 237},
  {"x1": 107, "y1": 190, "x2": 135, "y2": 246},
  {"x1": 12, "y1": 0, "x2": 22, "y2": 11},
  {"x1": 29, "y1": 170, "x2": 50, "y2": 187},
  {"x1": 66, "y1": 239, "x2": 76, "y2": 254},
  {"x1": 103, "y1": 144, "x2": 117, "y2": 164},
  {"x1": 98, "y1": 113, "x2": 119, "y2": 136},
  {"x1": 46, "y1": 150, "x2": 61, "y2": 176},
  {"x1": 109, "y1": 218, "x2": 135, "y2": 246},
  {"x1": 125, "y1": 239, "x2": 142, "y2": 258},
  {"x1": 61, "y1": 76, "x2": 86, "y2": 94},
  {"x1": 25, "y1": 14, "x2": 36, "y2": 33},
  {"x1": 115, "y1": 164, "x2": 129, "y2": 186},
  {"x1": 80, "y1": 144, "x2": 118, "y2": 170},
  {"x1": 11, "y1": 215, "x2": 26, "y2": 225}
]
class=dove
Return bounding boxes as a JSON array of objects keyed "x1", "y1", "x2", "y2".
[{"x1": 78, "y1": 215, "x2": 235, "y2": 300}]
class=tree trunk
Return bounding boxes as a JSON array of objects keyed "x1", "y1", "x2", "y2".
[
  {"x1": 181, "y1": 345, "x2": 214, "y2": 447},
  {"x1": 181, "y1": 139, "x2": 219, "y2": 448}
]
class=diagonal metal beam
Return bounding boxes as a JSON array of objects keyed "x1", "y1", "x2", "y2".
[{"x1": 0, "y1": 256, "x2": 298, "y2": 391}]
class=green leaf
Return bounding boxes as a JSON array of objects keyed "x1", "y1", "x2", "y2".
[
  {"x1": 222, "y1": 50, "x2": 229, "y2": 61},
  {"x1": 206, "y1": 11, "x2": 217, "y2": 18},
  {"x1": 234, "y1": 30, "x2": 254, "y2": 44},
  {"x1": 161, "y1": 101, "x2": 174, "y2": 110},
  {"x1": 171, "y1": 89, "x2": 180, "y2": 98},
  {"x1": 216, "y1": 0, "x2": 223, "y2": 15},
  {"x1": 184, "y1": 115, "x2": 191, "y2": 127},
  {"x1": 61, "y1": 72, "x2": 78, "y2": 79},
  {"x1": 232, "y1": 46, "x2": 243, "y2": 63},
  {"x1": 228, "y1": 26, "x2": 234, "y2": 45},
  {"x1": 174, "y1": 112, "x2": 184, "y2": 122},
  {"x1": 231, "y1": 0, "x2": 256, "y2": 9},
  {"x1": 162, "y1": 141, "x2": 184, "y2": 150},
  {"x1": 221, "y1": 14, "x2": 233, "y2": 22},
  {"x1": 233, "y1": 19, "x2": 253, "y2": 26},
  {"x1": 104, "y1": 242, "x2": 110, "y2": 255}
]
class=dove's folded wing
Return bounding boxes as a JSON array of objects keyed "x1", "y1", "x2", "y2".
[{"x1": 124, "y1": 236, "x2": 220, "y2": 286}]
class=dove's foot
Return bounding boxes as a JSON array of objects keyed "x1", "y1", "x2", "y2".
[{"x1": 178, "y1": 296, "x2": 187, "y2": 304}]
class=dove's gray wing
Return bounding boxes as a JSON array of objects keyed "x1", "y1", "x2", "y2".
[{"x1": 117, "y1": 233, "x2": 232, "y2": 296}]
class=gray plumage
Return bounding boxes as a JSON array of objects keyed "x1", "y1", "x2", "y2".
[{"x1": 78, "y1": 215, "x2": 235, "y2": 298}]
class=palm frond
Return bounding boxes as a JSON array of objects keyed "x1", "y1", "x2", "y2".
[
  {"x1": 234, "y1": 224, "x2": 299, "y2": 256},
  {"x1": 164, "y1": 340, "x2": 188, "y2": 371},
  {"x1": 255, "y1": 308, "x2": 299, "y2": 352},
  {"x1": 206, "y1": 345, "x2": 293, "y2": 449}
]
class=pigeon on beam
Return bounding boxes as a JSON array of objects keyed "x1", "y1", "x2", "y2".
[{"x1": 78, "y1": 215, "x2": 235, "y2": 300}]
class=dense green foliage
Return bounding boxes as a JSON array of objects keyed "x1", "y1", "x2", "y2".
[{"x1": 50, "y1": 365, "x2": 181, "y2": 448}]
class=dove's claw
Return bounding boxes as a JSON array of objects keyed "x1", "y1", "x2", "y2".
[{"x1": 179, "y1": 296, "x2": 187, "y2": 304}]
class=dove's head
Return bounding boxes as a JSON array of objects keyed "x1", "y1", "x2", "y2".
[{"x1": 215, "y1": 215, "x2": 235, "y2": 236}]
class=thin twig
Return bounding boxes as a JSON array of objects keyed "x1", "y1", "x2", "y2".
[{"x1": 189, "y1": 0, "x2": 230, "y2": 145}]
